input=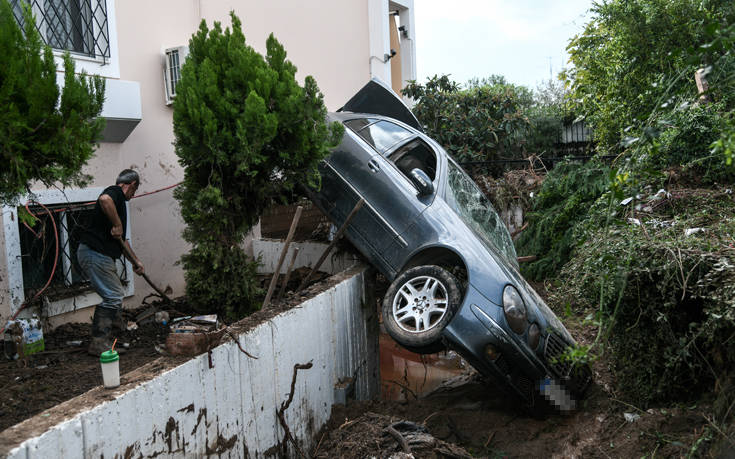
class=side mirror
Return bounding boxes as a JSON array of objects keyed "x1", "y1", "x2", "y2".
[{"x1": 409, "y1": 168, "x2": 434, "y2": 196}]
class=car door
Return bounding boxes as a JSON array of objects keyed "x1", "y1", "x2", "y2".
[
  {"x1": 366, "y1": 135, "x2": 439, "y2": 266},
  {"x1": 316, "y1": 118, "x2": 414, "y2": 274},
  {"x1": 348, "y1": 118, "x2": 439, "y2": 252}
]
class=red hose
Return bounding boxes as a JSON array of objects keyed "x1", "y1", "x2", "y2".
[{"x1": 1, "y1": 201, "x2": 58, "y2": 335}]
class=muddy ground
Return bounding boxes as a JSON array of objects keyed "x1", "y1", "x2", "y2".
[
  {"x1": 0, "y1": 269, "x2": 330, "y2": 432},
  {"x1": 313, "y1": 280, "x2": 722, "y2": 459},
  {"x1": 314, "y1": 372, "x2": 715, "y2": 458}
]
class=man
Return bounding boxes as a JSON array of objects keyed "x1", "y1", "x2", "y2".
[{"x1": 77, "y1": 169, "x2": 145, "y2": 356}]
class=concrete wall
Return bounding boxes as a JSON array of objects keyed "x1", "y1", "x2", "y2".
[
  {"x1": 253, "y1": 239, "x2": 362, "y2": 276},
  {"x1": 1, "y1": 263, "x2": 379, "y2": 458}
]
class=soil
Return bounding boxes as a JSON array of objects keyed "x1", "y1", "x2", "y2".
[
  {"x1": 314, "y1": 372, "x2": 715, "y2": 458},
  {"x1": 0, "y1": 268, "x2": 332, "y2": 433},
  {"x1": 314, "y1": 277, "x2": 720, "y2": 458}
]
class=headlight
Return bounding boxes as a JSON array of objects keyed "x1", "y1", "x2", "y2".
[
  {"x1": 527, "y1": 323, "x2": 540, "y2": 349},
  {"x1": 503, "y1": 285, "x2": 527, "y2": 334}
]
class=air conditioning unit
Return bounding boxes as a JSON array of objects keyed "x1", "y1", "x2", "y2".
[{"x1": 163, "y1": 45, "x2": 189, "y2": 105}]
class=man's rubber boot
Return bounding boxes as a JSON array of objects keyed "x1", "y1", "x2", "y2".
[
  {"x1": 88, "y1": 306, "x2": 126, "y2": 356},
  {"x1": 111, "y1": 308, "x2": 127, "y2": 335}
]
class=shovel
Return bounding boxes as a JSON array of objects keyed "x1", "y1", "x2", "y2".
[{"x1": 117, "y1": 239, "x2": 174, "y2": 304}]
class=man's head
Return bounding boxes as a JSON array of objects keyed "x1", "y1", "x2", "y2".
[{"x1": 116, "y1": 169, "x2": 140, "y2": 200}]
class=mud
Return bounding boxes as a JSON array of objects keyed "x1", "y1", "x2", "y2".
[
  {"x1": 315, "y1": 277, "x2": 715, "y2": 458},
  {"x1": 317, "y1": 365, "x2": 717, "y2": 458},
  {"x1": 0, "y1": 269, "x2": 333, "y2": 433}
]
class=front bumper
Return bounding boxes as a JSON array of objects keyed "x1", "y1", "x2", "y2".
[{"x1": 441, "y1": 285, "x2": 591, "y2": 402}]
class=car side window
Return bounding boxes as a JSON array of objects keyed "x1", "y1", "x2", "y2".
[
  {"x1": 387, "y1": 139, "x2": 437, "y2": 182},
  {"x1": 345, "y1": 119, "x2": 413, "y2": 155}
]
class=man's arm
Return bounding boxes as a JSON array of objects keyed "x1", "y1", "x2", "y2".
[
  {"x1": 99, "y1": 194, "x2": 145, "y2": 275},
  {"x1": 99, "y1": 194, "x2": 124, "y2": 239},
  {"x1": 122, "y1": 240, "x2": 145, "y2": 275}
]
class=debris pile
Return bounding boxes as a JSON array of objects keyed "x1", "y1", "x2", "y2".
[{"x1": 314, "y1": 412, "x2": 472, "y2": 459}]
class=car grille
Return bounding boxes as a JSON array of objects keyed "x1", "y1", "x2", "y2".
[
  {"x1": 544, "y1": 332, "x2": 572, "y2": 377},
  {"x1": 494, "y1": 354, "x2": 510, "y2": 376},
  {"x1": 513, "y1": 372, "x2": 534, "y2": 399},
  {"x1": 544, "y1": 332, "x2": 593, "y2": 395}
]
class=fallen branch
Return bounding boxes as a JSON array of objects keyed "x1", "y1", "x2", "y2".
[
  {"x1": 510, "y1": 222, "x2": 528, "y2": 239},
  {"x1": 517, "y1": 255, "x2": 537, "y2": 263},
  {"x1": 277, "y1": 361, "x2": 314, "y2": 458},
  {"x1": 296, "y1": 199, "x2": 364, "y2": 293},
  {"x1": 702, "y1": 415, "x2": 735, "y2": 447},
  {"x1": 223, "y1": 329, "x2": 258, "y2": 359},
  {"x1": 383, "y1": 425, "x2": 411, "y2": 454},
  {"x1": 264, "y1": 206, "x2": 303, "y2": 309},
  {"x1": 277, "y1": 247, "x2": 300, "y2": 300},
  {"x1": 311, "y1": 431, "x2": 327, "y2": 458}
]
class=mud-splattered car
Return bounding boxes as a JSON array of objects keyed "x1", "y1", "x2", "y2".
[{"x1": 306, "y1": 78, "x2": 591, "y2": 411}]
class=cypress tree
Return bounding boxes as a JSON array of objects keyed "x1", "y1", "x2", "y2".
[{"x1": 0, "y1": 0, "x2": 105, "y2": 204}]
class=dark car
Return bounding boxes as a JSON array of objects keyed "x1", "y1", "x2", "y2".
[{"x1": 306, "y1": 78, "x2": 591, "y2": 411}]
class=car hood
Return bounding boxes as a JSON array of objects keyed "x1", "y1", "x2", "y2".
[
  {"x1": 457, "y1": 218, "x2": 575, "y2": 345},
  {"x1": 338, "y1": 78, "x2": 423, "y2": 132}
]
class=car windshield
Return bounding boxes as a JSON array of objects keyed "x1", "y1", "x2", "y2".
[{"x1": 445, "y1": 160, "x2": 517, "y2": 265}]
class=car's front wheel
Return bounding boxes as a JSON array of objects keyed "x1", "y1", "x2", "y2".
[{"x1": 382, "y1": 265, "x2": 461, "y2": 352}]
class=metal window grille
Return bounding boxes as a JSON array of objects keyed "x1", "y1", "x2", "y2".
[
  {"x1": 18, "y1": 203, "x2": 129, "y2": 300},
  {"x1": 10, "y1": 0, "x2": 110, "y2": 60},
  {"x1": 166, "y1": 48, "x2": 182, "y2": 97}
]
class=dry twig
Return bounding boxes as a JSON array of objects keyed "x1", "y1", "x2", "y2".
[
  {"x1": 277, "y1": 361, "x2": 314, "y2": 458},
  {"x1": 383, "y1": 425, "x2": 411, "y2": 453},
  {"x1": 223, "y1": 329, "x2": 258, "y2": 359}
]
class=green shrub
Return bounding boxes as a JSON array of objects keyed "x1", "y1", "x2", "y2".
[
  {"x1": 556, "y1": 191, "x2": 735, "y2": 406},
  {"x1": 629, "y1": 102, "x2": 735, "y2": 184},
  {"x1": 564, "y1": 0, "x2": 735, "y2": 154},
  {"x1": 403, "y1": 75, "x2": 532, "y2": 162},
  {"x1": 516, "y1": 159, "x2": 611, "y2": 280},
  {"x1": 173, "y1": 13, "x2": 343, "y2": 320}
]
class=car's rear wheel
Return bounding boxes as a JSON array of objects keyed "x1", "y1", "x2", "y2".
[{"x1": 382, "y1": 265, "x2": 461, "y2": 352}]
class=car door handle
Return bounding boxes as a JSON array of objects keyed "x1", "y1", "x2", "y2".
[{"x1": 368, "y1": 159, "x2": 380, "y2": 173}]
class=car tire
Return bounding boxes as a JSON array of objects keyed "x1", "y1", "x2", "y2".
[{"x1": 382, "y1": 265, "x2": 461, "y2": 351}]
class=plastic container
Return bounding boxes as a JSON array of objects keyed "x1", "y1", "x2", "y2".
[{"x1": 100, "y1": 350, "x2": 120, "y2": 388}]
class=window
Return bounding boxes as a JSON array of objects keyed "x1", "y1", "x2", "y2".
[
  {"x1": 19, "y1": 203, "x2": 132, "y2": 295},
  {"x1": 11, "y1": 0, "x2": 110, "y2": 59},
  {"x1": 3, "y1": 188, "x2": 134, "y2": 318},
  {"x1": 345, "y1": 119, "x2": 413, "y2": 155},
  {"x1": 388, "y1": 138, "x2": 437, "y2": 181}
]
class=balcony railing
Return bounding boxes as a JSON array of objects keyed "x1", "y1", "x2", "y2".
[{"x1": 11, "y1": 0, "x2": 110, "y2": 60}]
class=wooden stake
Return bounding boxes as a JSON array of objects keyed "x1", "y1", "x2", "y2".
[
  {"x1": 263, "y1": 206, "x2": 303, "y2": 309},
  {"x1": 296, "y1": 199, "x2": 364, "y2": 293},
  {"x1": 277, "y1": 247, "x2": 300, "y2": 300}
]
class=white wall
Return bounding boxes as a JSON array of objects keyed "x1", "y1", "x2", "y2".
[{"x1": 1, "y1": 263, "x2": 379, "y2": 458}]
